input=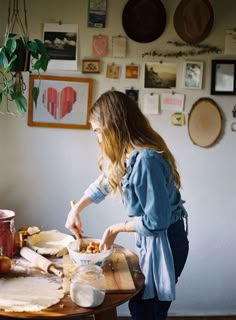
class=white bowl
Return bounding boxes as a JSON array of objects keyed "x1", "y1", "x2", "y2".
[{"x1": 67, "y1": 238, "x2": 113, "y2": 266}]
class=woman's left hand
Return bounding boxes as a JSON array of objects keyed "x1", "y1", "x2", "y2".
[{"x1": 100, "y1": 223, "x2": 122, "y2": 251}]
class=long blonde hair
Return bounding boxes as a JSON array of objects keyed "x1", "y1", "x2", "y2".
[{"x1": 89, "y1": 90, "x2": 181, "y2": 194}]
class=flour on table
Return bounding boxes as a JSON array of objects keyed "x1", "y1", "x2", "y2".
[{"x1": 0, "y1": 276, "x2": 64, "y2": 312}]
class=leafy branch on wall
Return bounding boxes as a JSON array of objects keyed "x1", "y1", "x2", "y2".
[{"x1": 142, "y1": 41, "x2": 223, "y2": 58}]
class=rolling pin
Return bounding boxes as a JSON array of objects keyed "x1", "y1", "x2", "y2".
[{"x1": 20, "y1": 247, "x2": 64, "y2": 278}]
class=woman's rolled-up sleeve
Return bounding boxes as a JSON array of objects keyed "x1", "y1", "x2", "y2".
[
  {"x1": 131, "y1": 154, "x2": 172, "y2": 236},
  {"x1": 84, "y1": 175, "x2": 109, "y2": 203}
]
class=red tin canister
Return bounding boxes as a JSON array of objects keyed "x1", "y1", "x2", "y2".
[{"x1": 0, "y1": 210, "x2": 16, "y2": 258}]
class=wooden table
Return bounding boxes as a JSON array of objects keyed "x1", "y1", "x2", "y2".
[{"x1": 0, "y1": 245, "x2": 144, "y2": 320}]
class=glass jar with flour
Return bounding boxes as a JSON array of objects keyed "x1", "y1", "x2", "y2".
[{"x1": 70, "y1": 264, "x2": 106, "y2": 308}]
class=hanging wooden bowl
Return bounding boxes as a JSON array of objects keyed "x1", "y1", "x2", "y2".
[{"x1": 188, "y1": 97, "x2": 223, "y2": 147}]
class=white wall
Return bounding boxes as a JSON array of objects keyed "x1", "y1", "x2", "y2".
[{"x1": 0, "y1": 0, "x2": 236, "y2": 316}]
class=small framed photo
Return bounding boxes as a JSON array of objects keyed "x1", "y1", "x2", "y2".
[
  {"x1": 125, "y1": 64, "x2": 139, "y2": 79},
  {"x1": 82, "y1": 59, "x2": 101, "y2": 73},
  {"x1": 211, "y1": 59, "x2": 236, "y2": 95},
  {"x1": 106, "y1": 63, "x2": 121, "y2": 79},
  {"x1": 183, "y1": 61, "x2": 204, "y2": 89}
]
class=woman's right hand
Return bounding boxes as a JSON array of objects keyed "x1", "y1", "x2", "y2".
[
  {"x1": 65, "y1": 205, "x2": 84, "y2": 239},
  {"x1": 65, "y1": 196, "x2": 92, "y2": 239}
]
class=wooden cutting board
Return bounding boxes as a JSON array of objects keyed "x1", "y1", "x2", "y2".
[{"x1": 63, "y1": 252, "x2": 136, "y2": 293}]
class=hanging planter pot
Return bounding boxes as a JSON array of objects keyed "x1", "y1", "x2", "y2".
[{"x1": 11, "y1": 48, "x2": 30, "y2": 72}]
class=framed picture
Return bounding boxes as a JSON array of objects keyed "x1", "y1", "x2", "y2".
[
  {"x1": 125, "y1": 64, "x2": 139, "y2": 79},
  {"x1": 211, "y1": 60, "x2": 236, "y2": 95},
  {"x1": 82, "y1": 59, "x2": 101, "y2": 73},
  {"x1": 106, "y1": 63, "x2": 121, "y2": 79},
  {"x1": 27, "y1": 75, "x2": 93, "y2": 129},
  {"x1": 144, "y1": 62, "x2": 177, "y2": 89},
  {"x1": 183, "y1": 61, "x2": 204, "y2": 89}
]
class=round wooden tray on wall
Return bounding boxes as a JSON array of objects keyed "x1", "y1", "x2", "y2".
[{"x1": 188, "y1": 97, "x2": 223, "y2": 148}]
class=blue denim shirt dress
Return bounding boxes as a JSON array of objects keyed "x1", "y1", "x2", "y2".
[{"x1": 84, "y1": 149, "x2": 187, "y2": 301}]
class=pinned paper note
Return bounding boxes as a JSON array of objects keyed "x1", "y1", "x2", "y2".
[
  {"x1": 225, "y1": 29, "x2": 236, "y2": 55},
  {"x1": 112, "y1": 36, "x2": 127, "y2": 58},
  {"x1": 92, "y1": 35, "x2": 108, "y2": 57},
  {"x1": 43, "y1": 23, "x2": 78, "y2": 70},
  {"x1": 143, "y1": 94, "x2": 159, "y2": 115},
  {"x1": 161, "y1": 93, "x2": 185, "y2": 112}
]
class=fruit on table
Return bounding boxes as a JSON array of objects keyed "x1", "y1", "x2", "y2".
[{"x1": 0, "y1": 256, "x2": 12, "y2": 273}]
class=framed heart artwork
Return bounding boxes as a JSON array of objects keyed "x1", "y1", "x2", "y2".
[{"x1": 27, "y1": 75, "x2": 93, "y2": 129}]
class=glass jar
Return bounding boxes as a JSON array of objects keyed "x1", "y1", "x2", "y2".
[
  {"x1": 70, "y1": 264, "x2": 106, "y2": 308},
  {"x1": 0, "y1": 210, "x2": 15, "y2": 258}
]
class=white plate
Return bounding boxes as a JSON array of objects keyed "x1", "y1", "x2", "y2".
[{"x1": 26, "y1": 230, "x2": 75, "y2": 257}]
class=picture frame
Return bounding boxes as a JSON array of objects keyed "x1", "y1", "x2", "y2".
[
  {"x1": 27, "y1": 75, "x2": 93, "y2": 129},
  {"x1": 211, "y1": 59, "x2": 236, "y2": 95},
  {"x1": 106, "y1": 63, "x2": 121, "y2": 79},
  {"x1": 183, "y1": 61, "x2": 204, "y2": 89},
  {"x1": 144, "y1": 62, "x2": 177, "y2": 89},
  {"x1": 82, "y1": 59, "x2": 101, "y2": 73},
  {"x1": 125, "y1": 64, "x2": 139, "y2": 79}
]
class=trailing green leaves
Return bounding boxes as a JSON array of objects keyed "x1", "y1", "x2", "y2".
[
  {"x1": 32, "y1": 86, "x2": 40, "y2": 107},
  {"x1": 11, "y1": 91, "x2": 27, "y2": 115},
  {"x1": 0, "y1": 34, "x2": 50, "y2": 114}
]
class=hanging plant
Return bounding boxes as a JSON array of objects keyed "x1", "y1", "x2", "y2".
[{"x1": 0, "y1": 0, "x2": 50, "y2": 115}]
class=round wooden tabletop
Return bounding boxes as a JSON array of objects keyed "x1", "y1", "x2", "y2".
[{"x1": 0, "y1": 245, "x2": 144, "y2": 320}]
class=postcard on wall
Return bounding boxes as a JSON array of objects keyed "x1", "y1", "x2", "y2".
[
  {"x1": 125, "y1": 88, "x2": 139, "y2": 104},
  {"x1": 224, "y1": 29, "x2": 236, "y2": 55},
  {"x1": 88, "y1": 0, "x2": 107, "y2": 28},
  {"x1": 144, "y1": 62, "x2": 177, "y2": 89},
  {"x1": 43, "y1": 23, "x2": 78, "y2": 70},
  {"x1": 161, "y1": 93, "x2": 185, "y2": 112},
  {"x1": 106, "y1": 64, "x2": 121, "y2": 79},
  {"x1": 125, "y1": 64, "x2": 139, "y2": 79},
  {"x1": 143, "y1": 93, "x2": 160, "y2": 115},
  {"x1": 92, "y1": 35, "x2": 108, "y2": 57},
  {"x1": 183, "y1": 61, "x2": 204, "y2": 89},
  {"x1": 171, "y1": 113, "x2": 185, "y2": 126},
  {"x1": 112, "y1": 36, "x2": 127, "y2": 58}
]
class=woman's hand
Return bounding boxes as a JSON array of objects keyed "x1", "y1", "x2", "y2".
[
  {"x1": 65, "y1": 206, "x2": 84, "y2": 239},
  {"x1": 100, "y1": 222, "x2": 127, "y2": 251},
  {"x1": 100, "y1": 220, "x2": 135, "y2": 251},
  {"x1": 65, "y1": 196, "x2": 92, "y2": 239},
  {"x1": 100, "y1": 225, "x2": 118, "y2": 251}
]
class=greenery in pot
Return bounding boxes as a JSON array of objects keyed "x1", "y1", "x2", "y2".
[{"x1": 0, "y1": 33, "x2": 50, "y2": 115}]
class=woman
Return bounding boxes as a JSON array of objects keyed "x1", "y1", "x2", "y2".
[{"x1": 65, "y1": 90, "x2": 189, "y2": 320}]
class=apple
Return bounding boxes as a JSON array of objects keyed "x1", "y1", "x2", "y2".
[{"x1": 0, "y1": 256, "x2": 12, "y2": 273}]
